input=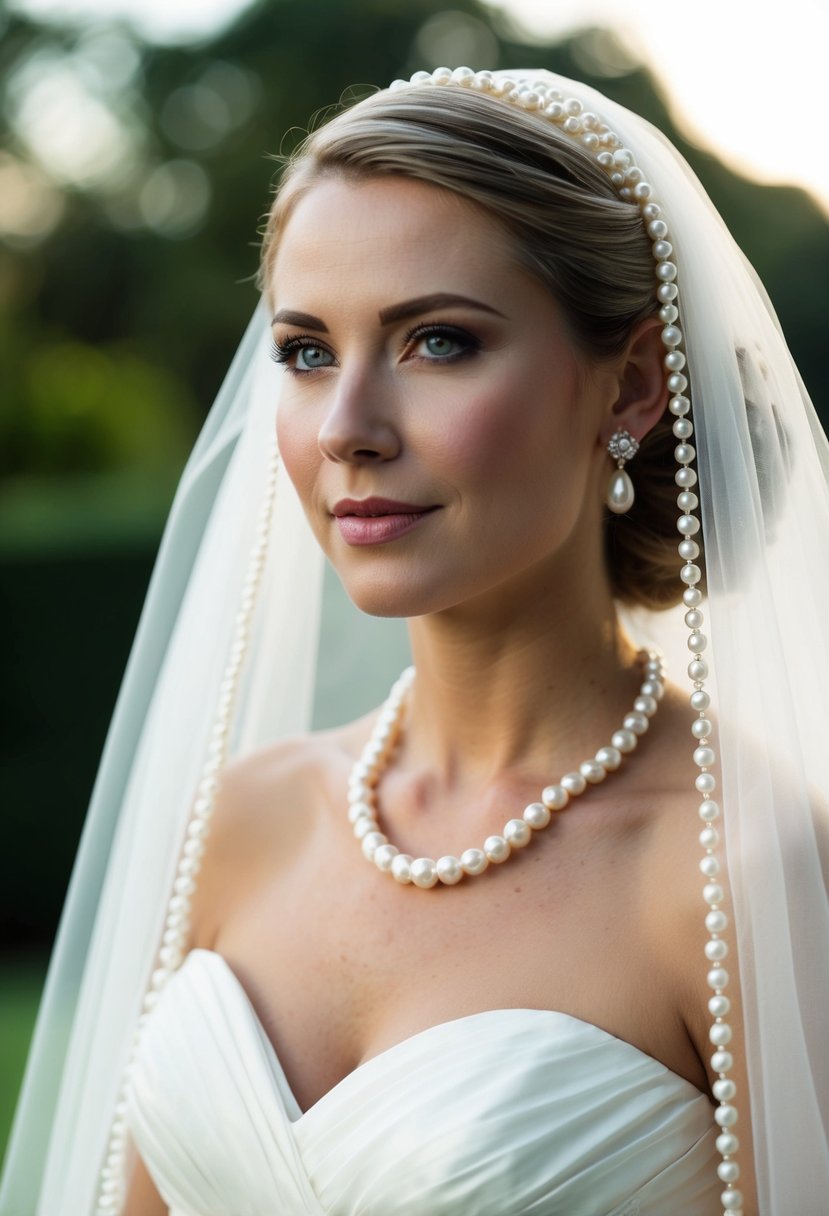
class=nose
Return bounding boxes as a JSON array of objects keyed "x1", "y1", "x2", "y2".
[{"x1": 317, "y1": 368, "x2": 401, "y2": 464}]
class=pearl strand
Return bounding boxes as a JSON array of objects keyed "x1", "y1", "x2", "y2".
[
  {"x1": 392, "y1": 67, "x2": 741, "y2": 1215},
  {"x1": 94, "y1": 441, "x2": 280, "y2": 1215},
  {"x1": 349, "y1": 649, "x2": 664, "y2": 888}
]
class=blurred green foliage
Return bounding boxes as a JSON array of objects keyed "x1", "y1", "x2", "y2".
[
  {"x1": 7, "y1": 336, "x2": 197, "y2": 474},
  {"x1": 0, "y1": 954, "x2": 47, "y2": 1156}
]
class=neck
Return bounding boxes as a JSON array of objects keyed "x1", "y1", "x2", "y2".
[{"x1": 402, "y1": 555, "x2": 640, "y2": 791}]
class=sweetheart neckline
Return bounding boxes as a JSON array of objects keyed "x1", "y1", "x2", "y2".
[{"x1": 180, "y1": 948, "x2": 712, "y2": 1121}]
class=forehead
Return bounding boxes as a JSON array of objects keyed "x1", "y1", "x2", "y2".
[{"x1": 269, "y1": 175, "x2": 516, "y2": 310}]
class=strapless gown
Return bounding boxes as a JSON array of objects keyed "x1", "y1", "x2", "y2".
[{"x1": 125, "y1": 949, "x2": 720, "y2": 1215}]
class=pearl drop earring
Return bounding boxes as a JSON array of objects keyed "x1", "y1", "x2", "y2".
[{"x1": 606, "y1": 429, "x2": 639, "y2": 514}]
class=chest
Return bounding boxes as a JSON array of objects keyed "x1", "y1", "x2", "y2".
[
  {"x1": 129, "y1": 947, "x2": 721, "y2": 1216},
  {"x1": 212, "y1": 795, "x2": 703, "y2": 1112}
]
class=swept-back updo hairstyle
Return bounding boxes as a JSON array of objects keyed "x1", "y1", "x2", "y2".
[{"x1": 261, "y1": 85, "x2": 682, "y2": 609}]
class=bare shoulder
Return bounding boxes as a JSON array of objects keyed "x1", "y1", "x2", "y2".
[{"x1": 188, "y1": 714, "x2": 373, "y2": 948}]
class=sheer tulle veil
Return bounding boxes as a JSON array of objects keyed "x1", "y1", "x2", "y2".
[{"x1": 1, "y1": 69, "x2": 827, "y2": 1216}]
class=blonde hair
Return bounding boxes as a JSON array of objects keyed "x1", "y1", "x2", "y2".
[{"x1": 261, "y1": 86, "x2": 684, "y2": 609}]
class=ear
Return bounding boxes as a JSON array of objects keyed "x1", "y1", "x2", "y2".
[{"x1": 598, "y1": 316, "x2": 669, "y2": 448}]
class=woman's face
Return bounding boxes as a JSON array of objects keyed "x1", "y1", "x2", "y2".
[{"x1": 270, "y1": 175, "x2": 620, "y2": 619}]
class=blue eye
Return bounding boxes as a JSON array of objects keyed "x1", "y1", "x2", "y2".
[
  {"x1": 420, "y1": 332, "x2": 461, "y2": 358},
  {"x1": 270, "y1": 336, "x2": 335, "y2": 373},
  {"x1": 296, "y1": 345, "x2": 334, "y2": 370},
  {"x1": 408, "y1": 325, "x2": 480, "y2": 362}
]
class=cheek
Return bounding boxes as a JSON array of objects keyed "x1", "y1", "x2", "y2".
[
  {"x1": 448, "y1": 390, "x2": 521, "y2": 478},
  {"x1": 276, "y1": 407, "x2": 323, "y2": 521},
  {"x1": 432, "y1": 363, "x2": 588, "y2": 507}
]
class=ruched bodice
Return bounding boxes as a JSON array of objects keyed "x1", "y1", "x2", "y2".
[{"x1": 125, "y1": 949, "x2": 720, "y2": 1214}]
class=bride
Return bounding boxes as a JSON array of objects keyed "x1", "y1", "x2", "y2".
[{"x1": 2, "y1": 68, "x2": 828, "y2": 1216}]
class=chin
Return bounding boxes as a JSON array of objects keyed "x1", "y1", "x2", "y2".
[
  {"x1": 336, "y1": 562, "x2": 465, "y2": 620},
  {"x1": 341, "y1": 578, "x2": 440, "y2": 621}
]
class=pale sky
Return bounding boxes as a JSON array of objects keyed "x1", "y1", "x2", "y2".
[
  {"x1": 491, "y1": 0, "x2": 829, "y2": 215},
  {"x1": 8, "y1": 0, "x2": 829, "y2": 215}
]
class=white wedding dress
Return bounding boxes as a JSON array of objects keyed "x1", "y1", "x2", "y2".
[{"x1": 125, "y1": 949, "x2": 721, "y2": 1215}]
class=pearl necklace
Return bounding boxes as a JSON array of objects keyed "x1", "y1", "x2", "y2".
[{"x1": 348, "y1": 649, "x2": 665, "y2": 888}]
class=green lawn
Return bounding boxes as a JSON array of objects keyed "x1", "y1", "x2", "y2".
[{"x1": 0, "y1": 954, "x2": 47, "y2": 1163}]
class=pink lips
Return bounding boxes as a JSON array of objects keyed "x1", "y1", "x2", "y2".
[{"x1": 332, "y1": 497, "x2": 440, "y2": 546}]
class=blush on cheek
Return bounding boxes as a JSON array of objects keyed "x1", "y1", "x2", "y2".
[
  {"x1": 437, "y1": 389, "x2": 523, "y2": 475},
  {"x1": 275, "y1": 412, "x2": 343, "y2": 559},
  {"x1": 276, "y1": 414, "x2": 315, "y2": 493},
  {"x1": 441, "y1": 382, "x2": 564, "y2": 486}
]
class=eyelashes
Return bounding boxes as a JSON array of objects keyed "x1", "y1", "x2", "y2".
[
  {"x1": 270, "y1": 334, "x2": 331, "y2": 370},
  {"x1": 270, "y1": 336, "x2": 295, "y2": 364},
  {"x1": 270, "y1": 323, "x2": 482, "y2": 374},
  {"x1": 404, "y1": 323, "x2": 481, "y2": 362}
]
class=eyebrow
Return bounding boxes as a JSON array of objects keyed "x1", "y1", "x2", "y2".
[
  {"x1": 271, "y1": 309, "x2": 330, "y2": 332},
  {"x1": 271, "y1": 293, "x2": 506, "y2": 332},
  {"x1": 379, "y1": 293, "x2": 506, "y2": 325}
]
